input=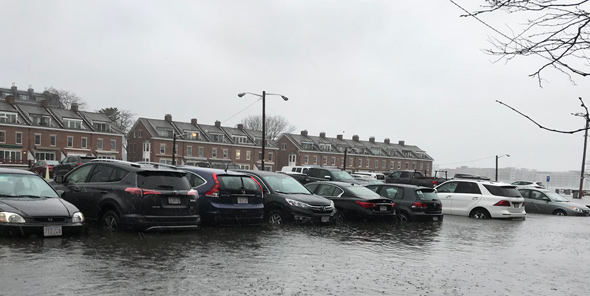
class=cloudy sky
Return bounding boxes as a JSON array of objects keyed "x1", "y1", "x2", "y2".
[{"x1": 2, "y1": 1, "x2": 588, "y2": 172}]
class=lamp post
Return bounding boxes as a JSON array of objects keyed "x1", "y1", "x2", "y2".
[
  {"x1": 172, "y1": 133, "x2": 177, "y2": 165},
  {"x1": 238, "y1": 91, "x2": 288, "y2": 171},
  {"x1": 573, "y1": 112, "x2": 589, "y2": 199},
  {"x1": 495, "y1": 154, "x2": 510, "y2": 182}
]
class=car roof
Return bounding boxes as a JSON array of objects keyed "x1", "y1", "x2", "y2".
[
  {"x1": 88, "y1": 159, "x2": 185, "y2": 172},
  {"x1": 235, "y1": 170, "x2": 287, "y2": 177},
  {"x1": 0, "y1": 168, "x2": 37, "y2": 175},
  {"x1": 305, "y1": 180, "x2": 362, "y2": 187},
  {"x1": 179, "y1": 166, "x2": 249, "y2": 176},
  {"x1": 369, "y1": 183, "x2": 431, "y2": 190}
]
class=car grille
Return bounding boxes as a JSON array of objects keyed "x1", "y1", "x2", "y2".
[
  {"x1": 33, "y1": 217, "x2": 67, "y2": 223},
  {"x1": 308, "y1": 204, "x2": 334, "y2": 214}
]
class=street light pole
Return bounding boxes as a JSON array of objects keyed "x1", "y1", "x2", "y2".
[
  {"x1": 579, "y1": 118, "x2": 589, "y2": 198},
  {"x1": 495, "y1": 154, "x2": 509, "y2": 182},
  {"x1": 172, "y1": 133, "x2": 177, "y2": 165}
]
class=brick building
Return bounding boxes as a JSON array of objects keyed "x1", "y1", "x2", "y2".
[
  {"x1": 0, "y1": 85, "x2": 125, "y2": 166},
  {"x1": 276, "y1": 131, "x2": 434, "y2": 175},
  {"x1": 126, "y1": 115, "x2": 279, "y2": 170}
]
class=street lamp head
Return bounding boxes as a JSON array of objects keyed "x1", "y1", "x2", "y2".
[
  {"x1": 281, "y1": 95, "x2": 289, "y2": 101},
  {"x1": 507, "y1": 154, "x2": 510, "y2": 157},
  {"x1": 237, "y1": 93, "x2": 246, "y2": 98}
]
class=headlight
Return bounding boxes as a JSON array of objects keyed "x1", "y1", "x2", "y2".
[
  {"x1": 0, "y1": 212, "x2": 26, "y2": 223},
  {"x1": 570, "y1": 206, "x2": 583, "y2": 213},
  {"x1": 285, "y1": 198, "x2": 310, "y2": 208},
  {"x1": 330, "y1": 200, "x2": 335, "y2": 208},
  {"x1": 72, "y1": 212, "x2": 85, "y2": 223}
]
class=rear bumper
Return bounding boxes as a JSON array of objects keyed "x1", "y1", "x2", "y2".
[
  {"x1": 0, "y1": 223, "x2": 85, "y2": 237},
  {"x1": 201, "y1": 204, "x2": 265, "y2": 225},
  {"x1": 492, "y1": 209, "x2": 527, "y2": 219},
  {"x1": 122, "y1": 214, "x2": 201, "y2": 231}
]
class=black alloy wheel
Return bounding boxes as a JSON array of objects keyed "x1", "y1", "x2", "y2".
[
  {"x1": 267, "y1": 210, "x2": 285, "y2": 226},
  {"x1": 470, "y1": 209, "x2": 491, "y2": 219},
  {"x1": 397, "y1": 211, "x2": 410, "y2": 223},
  {"x1": 332, "y1": 211, "x2": 345, "y2": 223},
  {"x1": 101, "y1": 210, "x2": 121, "y2": 231},
  {"x1": 553, "y1": 210, "x2": 567, "y2": 216}
]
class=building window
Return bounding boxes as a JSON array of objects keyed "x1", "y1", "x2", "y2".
[
  {"x1": 212, "y1": 148, "x2": 217, "y2": 158},
  {"x1": 15, "y1": 132, "x2": 22, "y2": 144},
  {"x1": 157, "y1": 129, "x2": 173, "y2": 138},
  {"x1": 0, "y1": 112, "x2": 18, "y2": 123},
  {"x1": 187, "y1": 146, "x2": 192, "y2": 156},
  {"x1": 405, "y1": 162, "x2": 409, "y2": 169},
  {"x1": 81, "y1": 137, "x2": 87, "y2": 148},
  {"x1": 65, "y1": 119, "x2": 83, "y2": 129},
  {"x1": 398, "y1": 162, "x2": 401, "y2": 169},
  {"x1": 198, "y1": 147, "x2": 204, "y2": 157},
  {"x1": 268, "y1": 152, "x2": 273, "y2": 162},
  {"x1": 289, "y1": 154, "x2": 297, "y2": 163},
  {"x1": 390, "y1": 161, "x2": 394, "y2": 170},
  {"x1": 236, "y1": 150, "x2": 241, "y2": 159},
  {"x1": 97, "y1": 139, "x2": 103, "y2": 150},
  {"x1": 358, "y1": 159, "x2": 362, "y2": 167},
  {"x1": 281, "y1": 143, "x2": 287, "y2": 150},
  {"x1": 304, "y1": 155, "x2": 309, "y2": 164},
  {"x1": 246, "y1": 151, "x2": 251, "y2": 160},
  {"x1": 111, "y1": 140, "x2": 116, "y2": 151},
  {"x1": 302, "y1": 142, "x2": 314, "y2": 150},
  {"x1": 323, "y1": 156, "x2": 327, "y2": 165},
  {"x1": 1, "y1": 150, "x2": 21, "y2": 161},
  {"x1": 366, "y1": 159, "x2": 370, "y2": 168},
  {"x1": 420, "y1": 163, "x2": 423, "y2": 170},
  {"x1": 67, "y1": 136, "x2": 73, "y2": 148},
  {"x1": 212, "y1": 134, "x2": 224, "y2": 142},
  {"x1": 313, "y1": 156, "x2": 317, "y2": 164},
  {"x1": 143, "y1": 142, "x2": 150, "y2": 152},
  {"x1": 186, "y1": 131, "x2": 199, "y2": 140},
  {"x1": 349, "y1": 158, "x2": 353, "y2": 166},
  {"x1": 35, "y1": 134, "x2": 41, "y2": 145},
  {"x1": 375, "y1": 160, "x2": 379, "y2": 168},
  {"x1": 233, "y1": 136, "x2": 247, "y2": 144},
  {"x1": 382, "y1": 160, "x2": 386, "y2": 169},
  {"x1": 223, "y1": 149, "x2": 228, "y2": 159},
  {"x1": 34, "y1": 152, "x2": 55, "y2": 161},
  {"x1": 95, "y1": 123, "x2": 108, "y2": 132},
  {"x1": 50, "y1": 135, "x2": 56, "y2": 146},
  {"x1": 160, "y1": 144, "x2": 166, "y2": 154},
  {"x1": 0, "y1": 131, "x2": 5, "y2": 143},
  {"x1": 412, "y1": 163, "x2": 416, "y2": 170},
  {"x1": 258, "y1": 152, "x2": 262, "y2": 161},
  {"x1": 331, "y1": 157, "x2": 335, "y2": 166}
]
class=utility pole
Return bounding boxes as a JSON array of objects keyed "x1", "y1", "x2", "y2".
[
  {"x1": 578, "y1": 118, "x2": 589, "y2": 198},
  {"x1": 172, "y1": 133, "x2": 177, "y2": 165}
]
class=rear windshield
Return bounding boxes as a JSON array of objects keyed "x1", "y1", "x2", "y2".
[
  {"x1": 218, "y1": 176, "x2": 260, "y2": 192},
  {"x1": 137, "y1": 171, "x2": 191, "y2": 190},
  {"x1": 416, "y1": 189, "x2": 438, "y2": 201},
  {"x1": 347, "y1": 186, "x2": 382, "y2": 199},
  {"x1": 483, "y1": 184, "x2": 522, "y2": 197}
]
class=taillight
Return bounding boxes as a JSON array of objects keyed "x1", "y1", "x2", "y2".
[
  {"x1": 432, "y1": 181, "x2": 437, "y2": 186},
  {"x1": 391, "y1": 203, "x2": 395, "y2": 208},
  {"x1": 411, "y1": 202, "x2": 427, "y2": 209},
  {"x1": 205, "y1": 174, "x2": 220, "y2": 198},
  {"x1": 355, "y1": 201, "x2": 376, "y2": 208},
  {"x1": 125, "y1": 187, "x2": 162, "y2": 196},
  {"x1": 187, "y1": 189, "x2": 197, "y2": 196},
  {"x1": 494, "y1": 200, "x2": 511, "y2": 207},
  {"x1": 77, "y1": 163, "x2": 82, "y2": 166}
]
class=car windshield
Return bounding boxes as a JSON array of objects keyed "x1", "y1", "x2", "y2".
[
  {"x1": 332, "y1": 170, "x2": 355, "y2": 181},
  {"x1": 347, "y1": 186, "x2": 382, "y2": 199},
  {"x1": 416, "y1": 189, "x2": 438, "y2": 201},
  {"x1": 262, "y1": 175, "x2": 310, "y2": 194},
  {"x1": 136, "y1": 171, "x2": 191, "y2": 190},
  {"x1": 545, "y1": 192, "x2": 569, "y2": 202},
  {"x1": 0, "y1": 173, "x2": 59, "y2": 198},
  {"x1": 483, "y1": 185, "x2": 522, "y2": 197}
]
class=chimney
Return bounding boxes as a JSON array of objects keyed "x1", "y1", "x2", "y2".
[
  {"x1": 337, "y1": 134, "x2": 343, "y2": 141},
  {"x1": 28, "y1": 85, "x2": 34, "y2": 96},
  {"x1": 164, "y1": 114, "x2": 172, "y2": 122},
  {"x1": 215, "y1": 120, "x2": 221, "y2": 128},
  {"x1": 301, "y1": 130, "x2": 308, "y2": 137},
  {"x1": 40, "y1": 100, "x2": 49, "y2": 108},
  {"x1": 10, "y1": 82, "x2": 16, "y2": 93},
  {"x1": 320, "y1": 132, "x2": 326, "y2": 139},
  {"x1": 71, "y1": 103, "x2": 79, "y2": 112},
  {"x1": 369, "y1": 137, "x2": 375, "y2": 143},
  {"x1": 5, "y1": 95, "x2": 15, "y2": 104},
  {"x1": 237, "y1": 123, "x2": 244, "y2": 130},
  {"x1": 191, "y1": 118, "x2": 197, "y2": 125},
  {"x1": 399, "y1": 140, "x2": 405, "y2": 146},
  {"x1": 353, "y1": 135, "x2": 359, "y2": 142},
  {"x1": 384, "y1": 138, "x2": 390, "y2": 144}
]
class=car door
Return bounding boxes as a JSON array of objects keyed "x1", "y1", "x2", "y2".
[
  {"x1": 84, "y1": 164, "x2": 121, "y2": 219},
  {"x1": 530, "y1": 190, "x2": 553, "y2": 214},
  {"x1": 377, "y1": 185, "x2": 405, "y2": 213},
  {"x1": 518, "y1": 189, "x2": 539, "y2": 213},
  {"x1": 450, "y1": 182, "x2": 482, "y2": 216},
  {"x1": 59, "y1": 164, "x2": 98, "y2": 220},
  {"x1": 435, "y1": 181, "x2": 458, "y2": 214}
]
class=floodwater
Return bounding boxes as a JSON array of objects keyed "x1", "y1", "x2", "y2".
[{"x1": 1, "y1": 214, "x2": 589, "y2": 296}]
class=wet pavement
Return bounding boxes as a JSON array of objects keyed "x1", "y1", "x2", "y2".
[{"x1": 1, "y1": 212, "x2": 590, "y2": 296}]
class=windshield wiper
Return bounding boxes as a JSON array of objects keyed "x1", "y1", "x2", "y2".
[{"x1": 13, "y1": 195, "x2": 43, "y2": 198}]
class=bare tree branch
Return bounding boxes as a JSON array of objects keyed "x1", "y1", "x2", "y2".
[
  {"x1": 47, "y1": 87, "x2": 88, "y2": 110},
  {"x1": 240, "y1": 114, "x2": 296, "y2": 141}
]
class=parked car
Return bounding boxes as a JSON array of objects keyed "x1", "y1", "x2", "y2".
[
  {"x1": 385, "y1": 170, "x2": 447, "y2": 188},
  {"x1": 303, "y1": 167, "x2": 362, "y2": 184},
  {"x1": 53, "y1": 155, "x2": 96, "y2": 180},
  {"x1": 304, "y1": 181, "x2": 395, "y2": 222},
  {"x1": 511, "y1": 181, "x2": 545, "y2": 189},
  {"x1": 0, "y1": 168, "x2": 85, "y2": 237},
  {"x1": 29, "y1": 160, "x2": 60, "y2": 178},
  {"x1": 518, "y1": 188, "x2": 590, "y2": 216},
  {"x1": 53, "y1": 160, "x2": 200, "y2": 232},
  {"x1": 351, "y1": 172, "x2": 386, "y2": 181},
  {"x1": 179, "y1": 166, "x2": 265, "y2": 226},
  {"x1": 435, "y1": 180, "x2": 525, "y2": 219},
  {"x1": 366, "y1": 183, "x2": 443, "y2": 222},
  {"x1": 237, "y1": 170, "x2": 335, "y2": 225}
]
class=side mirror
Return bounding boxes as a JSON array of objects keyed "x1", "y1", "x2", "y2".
[
  {"x1": 55, "y1": 175, "x2": 65, "y2": 184},
  {"x1": 324, "y1": 175, "x2": 332, "y2": 180}
]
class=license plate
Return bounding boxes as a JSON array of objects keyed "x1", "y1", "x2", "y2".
[
  {"x1": 43, "y1": 226, "x2": 62, "y2": 237},
  {"x1": 168, "y1": 197, "x2": 181, "y2": 205},
  {"x1": 321, "y1": 216, "x2": 330, "y2": 223},
  {"x1": 433, "y1": 216, "x2": 439, "y2": 221},
  {"x1": 380, "y1": 206, "x2": 387, "y2": 211},
  {"x1": 237, "y1": 197, "x2": 248, "y2": 204}
]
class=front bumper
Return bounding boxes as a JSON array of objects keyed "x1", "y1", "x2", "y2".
[
  {"x1": 0, "y1": 222, "x2": 85, "y2": 237},
  {"x1": 288, "y1": 206, "x2": 335, "y2": 224}
]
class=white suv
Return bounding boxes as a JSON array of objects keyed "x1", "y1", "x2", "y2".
[{"x1": 435, "y1": 180, "x2": 526, "y2": 219}]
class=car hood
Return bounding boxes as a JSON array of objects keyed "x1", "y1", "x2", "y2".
[
  {"x1": 0, "y1": 198, "x2": 74, "y2": 217},
  {"x1": 277, "y1": 193, "x2": 332, "y2": 206},
  {"x1": 559, "y1": 201, "x2": 590, "y2": 210}
]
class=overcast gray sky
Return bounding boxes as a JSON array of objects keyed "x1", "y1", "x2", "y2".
[{"x1": 2, "y1": 1, "x2": 588, "y2": 172}]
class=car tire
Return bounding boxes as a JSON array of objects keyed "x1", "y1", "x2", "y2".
[
  {"x1": 397, "y1": 211, "x2": 410, "y2": 223},
  {"x1": 553, "y1": 209, "x2": 567, "y2": 216},
  {"x1": 470, "y1": 208, "x2": 491, "y2": 219},
  {"x1": 266, "y1": 209, "x2": 285, "y2": 226},
  {"x1": 100, "y1": 210, "x2": 121, "y2": 231},
  {"x1": 333, "y1": 211, "x2": 345, "y2": 223}
]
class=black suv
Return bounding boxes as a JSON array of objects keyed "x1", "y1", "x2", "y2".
[
  {"x1": 179, "y1": 166, "x2": 264, "y2": 226},
  {"x1": 53, "y1": 155, "x2": 96, "y2": 180},
  {"x1": 53, "y1": 160, "x2": 199, "y2": 232},
  {"x1": 237, "y1": 170, "x2": 335, "y2": 225},
  {"x1": 365, "y1": 183, "x2": 443, "y2": 222}
]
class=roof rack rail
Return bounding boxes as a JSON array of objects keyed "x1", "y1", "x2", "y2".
[
  {"x1": 135, "y1": 161, "x2": 178, "y2": 170},
  {"x1": 90, "y1": 159, "x2": 141, "y2": 168}
]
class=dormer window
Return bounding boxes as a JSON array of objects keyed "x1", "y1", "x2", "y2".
[
  {"x1": 319, "y1": 144, "x2": 332, "y2": 151},
  {"x1": 233, "y1": 136, "x2": 247, "y2": 144},
  {"x1": 302, "y1": 142, "x2": 314, "y2": 150},
  {"x1": 64, "y1": 119, "x2": 83, "y2": 129},
  {"x1": 212, "y1": 134, "x2": 224, "y2": 143},
  {"x1": 157, "y1": 129, "x2": 173, "y2": 138},
  {"x1": 0, "y1": 112, "x2": 18, "y2": 124},
  {"x1": 371, "y1": 148, "x2": 382, "y2": 155},
  {"x1": 95, "y1": 122, "x2": 108, "y2": 132},
  {"x1": 185, "y1": 131, "x2": 199, "y2": 140}
]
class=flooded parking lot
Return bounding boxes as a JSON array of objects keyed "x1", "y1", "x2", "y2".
[{"x1": 1, "y1": 214, "x2": 589, "y2": 296}]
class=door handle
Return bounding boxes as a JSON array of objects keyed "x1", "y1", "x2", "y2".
[
  {"x1": 472, "y1": 197, "x2": 478, "y2": 200},
  {"x1": 445, "y1": 195, "x2": 451, "y2": 199},
  {"x1": 100, "y1": 191, "x2": 109, "y2": 194}
]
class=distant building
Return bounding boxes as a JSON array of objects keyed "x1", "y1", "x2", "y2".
[
  {"x1": 0, "y1": 84, "x2": 124, "y2": 166},
  {"x1": 276, "y1": 131, "x2": 434, "y2": 175}
]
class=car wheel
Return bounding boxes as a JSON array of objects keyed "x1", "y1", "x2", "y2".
[
  {"x1": 470, "y1": 209, "x2": 491, "y2": 219},
  {"x1": 553, "y1": 209, "x2": 567, "y2": 216},
  {"x1": 100, "y1": 210, "x2": 121, "y2": 231},
  {"x1": 398, "y1": 211, "x2": 410, "y2": 223},
  {"x1": 267, "y1": 210, "x2": 285, "y2": 226},
  {"x1": 333, "y1": 211, "x2": 345, "y2": 223}
]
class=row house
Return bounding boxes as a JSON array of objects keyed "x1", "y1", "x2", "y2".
[
  {"x1": 126, "y1": 114, "x2": 280, "y2": 171},
  {"x1": 0, "y1": 85, "x2": 125, "y2": 166},
  {"x1": 276, "y1": 130, "x2": 434, "y2": 175}
]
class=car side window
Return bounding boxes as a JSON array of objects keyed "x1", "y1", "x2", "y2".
[
  {"x1": 531, "y1": 190, "x2": 544, "y2": 200},
  {"x1": 400, "y1": 172, "x2": 410, "y2": 178},
  {"x1": 110, "y1": 168, "x2": 129, "y2": 182},
  {"x1": 436, "y1": 182, "x2": 458, "y2": 193},
  {"x1": 366, "y1": 185, "x2": 379, "y2": 193},
  {"x1": 317, "y1": 185, "x2": 336, "y2": 196},
  {"x1": 390, "y1": 171, "x2": 401, "y2": 178},
  {"x1": 518, "y1": 189, "x2": 530, "y2": 198},
  {"x1": 308, "y1": 169, "x2": 319, "y2": 178},
  {"x1": 305, "y1": 183, "x2": 318, "y2": 193},
  {"x1": 66, "y1": 165, "x2": 94, "y2": 184},
  {"x1": 250, "y1": 175, "x2": 270, "y2": 194},
  {"x1": 382, "y1": 187, "x2": 399, "y2": 199},
  {"x1": 333, "y1": 187, "x2": 344, "y2": 197},
  {"x1": 185, "y1": 172, "x2": 207, "y2": 188},
  {"x1": 455, "y1": 182, "x2": 482, "y2": 194},
  {"x1": 88, "y1": 164, "x2": 115, "y2": 183}
]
